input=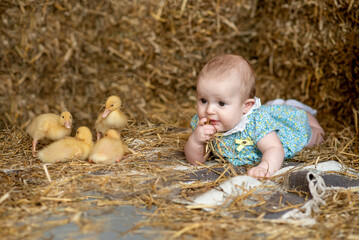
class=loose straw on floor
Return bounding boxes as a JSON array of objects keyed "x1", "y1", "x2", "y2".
[{"x1": 43, "y1": 164, "x2": 52, "y2": 183}]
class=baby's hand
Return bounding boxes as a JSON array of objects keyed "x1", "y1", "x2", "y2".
[
  {"x1": 247, "y1": 162, "x2": 277, "y2": 178},
  {"x1": 192, "y1": 117, "x2": 217, "y2": 145}
]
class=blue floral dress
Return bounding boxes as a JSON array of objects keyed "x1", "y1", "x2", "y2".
[{"x1": 190, "y1": 104, "x2": 312, "y2": 166}]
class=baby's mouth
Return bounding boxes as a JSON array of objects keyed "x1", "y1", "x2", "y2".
[{"x1": 209, "y1": 119, "x2": 219, "y2": 125}]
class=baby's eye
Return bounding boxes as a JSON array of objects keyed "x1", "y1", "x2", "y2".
[
  {"x1": 200, "y1": 98, "x2": 207, "y2": 104},
  {"x1": 219, "y1": 101, "x2": 226, "y2": 106}
]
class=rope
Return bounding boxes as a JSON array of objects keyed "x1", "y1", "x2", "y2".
[{"x1": 281, "y1": 171, "x2": 327, "y2": 225}]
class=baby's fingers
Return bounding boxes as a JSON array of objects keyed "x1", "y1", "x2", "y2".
[
  {"x1": 199, "y1": 117, "x2": 208, "y2": 126},
  {"x1": 247, "y1": 167, "x2": 269, "y2": 178},
  {"x1": 193, "y1": 126, "x2": 215, "y2": 143},
  {"x1": 203, "y1": 125, "x2": 216, "y2": 135}
]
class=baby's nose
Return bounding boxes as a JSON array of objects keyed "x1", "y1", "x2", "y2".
[{"x1": 206, "y1": 104, "x2": 215, "y2": 114}]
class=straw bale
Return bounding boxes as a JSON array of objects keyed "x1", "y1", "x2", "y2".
[
  {"x1": 1, "y1": 0, "x2": 356, "y2": 130},
  {"x1": 0, "y1": 0, "x2": 358, "y2": 239}
]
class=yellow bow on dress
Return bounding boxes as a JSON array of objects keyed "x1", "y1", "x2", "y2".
[{"x1": 235, "y1": 137, "x2": 253, "y2": 152}]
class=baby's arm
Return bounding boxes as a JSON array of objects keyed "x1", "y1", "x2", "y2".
[
  {"x1": 247, "y1": 131, "x2": 284, "y2": 178},
  {"x1": 184, "y1": 118, "x2": 217, "y2": 165}
]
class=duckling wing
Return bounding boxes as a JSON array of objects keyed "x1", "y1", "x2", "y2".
[
  {"x1": 26, "y1": 114, "x2": 54, "y2": 139},
  {"x1": 105, "y1": 110, "x2": 128, "y2": 130},
  {"x1": 89, "y1": 138, "x2": 124, "y2": 164},
  {"x1": 94, "y1": 113, "x2": 107, "y2": 134},
  {"x1": 38, "y1": 138, "x2": 84, "y2": 163}
]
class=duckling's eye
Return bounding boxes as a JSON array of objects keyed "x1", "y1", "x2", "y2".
[
  {"x1": 76, "y1": 131, "x2": 79, "y2": 134},
  {"x1": 105, "y1": 134, "x2": 108, "y2": 136},
  {"x1": 70, "y1": 116, "x2": 72, "y2": 118},
  {"x1": 62, "y1": 116, "x2": 64, "y2": 118},
  {"x1": 111, "y1": 104, "x2": 114, "y2": 107}
]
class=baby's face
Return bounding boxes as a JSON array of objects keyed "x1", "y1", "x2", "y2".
[{"x1": 196, "y1": 75, "x2": 246, "y2": 132}]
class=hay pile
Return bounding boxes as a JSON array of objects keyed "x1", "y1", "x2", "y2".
[
  {"x1": 1, "y1": 0, "x2": 358, "y2": 129},
  {"x1": 0, "y1": 0, "x2": 358, "y2": 239}
]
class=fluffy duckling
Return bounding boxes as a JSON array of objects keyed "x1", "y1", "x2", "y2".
[
  {"x1": 26, "y1": 111, "x2": 73, "y2": 157},
  {"x1": 89, "y1": 129, "x2": 126, "y2": 164},
  {"x1": 38, "y1": 126, "x2": 93, "y2": 163},
  {"x1": 94, "y1": 95, "x2": 128, "y2": 140}
]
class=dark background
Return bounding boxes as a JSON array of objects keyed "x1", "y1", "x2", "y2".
[{"x1": 1, "y1": 0, "x2": 358, "y2": 133}]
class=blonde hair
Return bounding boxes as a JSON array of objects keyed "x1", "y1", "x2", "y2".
[{"x1": 198, "y1": 54, "x2": 256, "y2": 102}]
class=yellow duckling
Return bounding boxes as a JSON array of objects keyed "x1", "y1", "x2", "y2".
[
  {"x1": 89, "y1": 129, "x2": 126, "y2": 164},
  {"x1": 38, "y1": 126, "x2": 93, "y2": 163},
  {"x1": 26, "y1": 111, "x2": 73, "y2": 157},
  {"x1": 94, "y1": 95, "x2": 128, "y2": 140}
]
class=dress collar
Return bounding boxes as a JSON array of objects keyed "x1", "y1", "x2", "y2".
[{"x1": 222, "y1": 97, "x2": 261, "y2": 136}]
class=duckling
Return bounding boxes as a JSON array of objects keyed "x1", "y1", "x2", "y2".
[
  {"x1": 89, "y1": 129, "x2": 126, "y2": 164},
  {"x1": 38, "y1": 126, "x2": 93, "y2": 163},
  {"x1": 26, "y1": 111, "x2": 73, "y2": 157},
  {"x1": 94, "y1": 95, "x2": 128, "y2": 140}
]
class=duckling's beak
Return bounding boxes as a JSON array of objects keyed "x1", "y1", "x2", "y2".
[
  {"x1": 102, "y1": 109, "x2": 111, "y2": 118},
  {"x1": 64, "y1": 121, "x2": 71, "y2": 129}
]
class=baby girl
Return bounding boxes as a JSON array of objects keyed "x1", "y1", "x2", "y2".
[{"x1": 184, "y1": 54, "x2": 324, "y2": 178}]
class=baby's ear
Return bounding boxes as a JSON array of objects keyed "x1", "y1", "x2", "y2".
[{"x1": 243, "y1": 99, "x2": 256, "y2": 114}]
